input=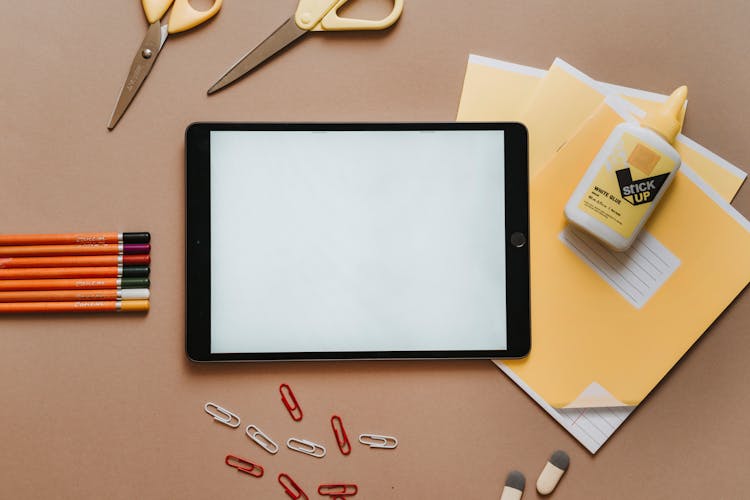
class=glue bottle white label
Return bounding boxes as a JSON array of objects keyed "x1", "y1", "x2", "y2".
[{"x1": 564, "y1": 86, "x2": 687, "y2": 251}]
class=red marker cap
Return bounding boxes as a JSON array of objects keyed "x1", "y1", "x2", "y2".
[{"x1": 123, "y1": 254, "x2": 150, "y2": 265}]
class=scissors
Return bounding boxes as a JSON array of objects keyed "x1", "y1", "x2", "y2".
[
  {"x1": 108, "y1": 0, "x2": 223, "y2": 130},
  {"x1": 207, "y1": 0, "x2": 404, "y2": 95}
]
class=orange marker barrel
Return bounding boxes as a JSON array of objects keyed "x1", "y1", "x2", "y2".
[
  {"x1": 0, "y1": 254, "x2": 149, "y2": 268},
  {"x1": 0, "y1": 243, "x2": 150, "y2": 257},
  {"x1": 0, "y1": 232, "x2": 150, "y2": 246},
  {"x1": 0, "y1": 278, "x2": 149, "y2": 291},
  {"x1": 0, "y1": 289, "x2": 150, "y2": 302},
  {"x1": 0, "y1": 300, "x2": 150, "y2": 314},
  {"x1": 0, "y1": 289, "x2": 118, "y2": 302},
  {"x1": 0, "y1": 266, "x2": 149, "y2": 280}
]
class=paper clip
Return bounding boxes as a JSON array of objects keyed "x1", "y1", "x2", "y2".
[
  {"x1": 204, "y1": 402, "x2": 240, "y2": 428},
  {"x1": 224, "y1": 454, "x2": 264, "y2": 478},
  {"x1": 245, "y1": 424, "x2": 279, "y2": 454},
  {"x1": 318, "y1": 484, "x2": 359, "y2": 497},
  {"x1": 280, "y1": 383, "x2": 303, "y2": 421},
  {"x1": 330, "y1": 415, "x2": 352, "y2": 455},
  {"x1": 286, "y1": 438, "x2": 326, "y2": 458},
  {"x1": 278, "y1": 472, "x2": 309, "y2": 500},
  {"x1": 358, "y1": 433, "x2": 398, "y2": 449}
]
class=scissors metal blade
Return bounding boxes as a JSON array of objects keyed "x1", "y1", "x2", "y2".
[
  {"x1": 107, "y1": 22, "x2": 169, "y2": 130},
  {"x1": 207, "y1": 17, "x2": 307, "y2": 95}
]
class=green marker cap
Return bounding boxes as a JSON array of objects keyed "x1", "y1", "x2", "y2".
[
  {"x1": 122, "y1": 266, "x2": 150, "y2": 278},
  {"x1": 121, "y1": 277, "x2": 150, "y2": 288}
]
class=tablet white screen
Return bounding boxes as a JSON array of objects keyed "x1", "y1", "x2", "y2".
[{"x1": 210, "y1": 129, "x2": 506, "y2": 353}]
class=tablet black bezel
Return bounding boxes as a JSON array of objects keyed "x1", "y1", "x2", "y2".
[{"x1": 186, "y1": 122, "x2": 529, "y2": 361}]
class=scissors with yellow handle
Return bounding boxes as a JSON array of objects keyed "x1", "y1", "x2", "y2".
[
  {"x1": 207, "y1": 0, "x2": 404, "y2": 95},
  {"x1": 108, "y1": 0, "x2": 223, "y2": 130}
]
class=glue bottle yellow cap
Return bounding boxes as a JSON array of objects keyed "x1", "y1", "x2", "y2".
[{"x1": 640, "y1": 85, "x2": 688, "y2": 144}]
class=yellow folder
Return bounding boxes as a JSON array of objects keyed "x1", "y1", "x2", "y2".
[
  {"x1": 458, "y1": 54, "x2": 750, "y2": 451},
  {"x1": 502, "y1": 99, "x2": 750, "y2": 407}
]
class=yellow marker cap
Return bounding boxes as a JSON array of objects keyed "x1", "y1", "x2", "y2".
[
  {"x1": 120, "y1": 299, "x2": 150, "y2": 312},
  {"x1": 641, "y1": 85, "x2": 688, "y2": 144}
]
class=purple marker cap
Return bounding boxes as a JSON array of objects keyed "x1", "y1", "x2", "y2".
[{"x1": 124, "y1": 243, "x2": 151, "y2": 255}]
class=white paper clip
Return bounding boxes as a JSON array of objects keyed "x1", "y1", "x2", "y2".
[
  {"x1": 245, "y1": 424, "x2": 279, "y2": 454},
  {"x1": 359, "y1": 433, "x2": 398, "y2": 449},
  {"x1": 204, "y1": 402, "x2": 240, "y2": 428},
  {"x1": 286, "y1": 438, "x2": 326, "y2": 458}
]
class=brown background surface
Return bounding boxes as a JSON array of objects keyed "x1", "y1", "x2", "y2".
[{"x1": 1, "y1": 1, "x2": 749, "y2": 498}]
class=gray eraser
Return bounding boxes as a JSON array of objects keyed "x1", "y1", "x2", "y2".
[
  {"x1": 550, "y1": 450, "x2": 570, "y2": 471},
  {"x1": 505, "y1": 470, "x2": 526, "y2": 490}
]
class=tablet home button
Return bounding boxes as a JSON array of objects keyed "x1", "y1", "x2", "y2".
[{"x1": 510, "y1": 232, "x2": 526, "y2": 248}]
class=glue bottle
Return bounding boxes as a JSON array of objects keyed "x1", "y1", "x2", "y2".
[{"x1": 563, "y1": 86, "x2": 688, "y2": 251}]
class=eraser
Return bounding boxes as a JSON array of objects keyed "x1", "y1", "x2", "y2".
[
  {"x1": 549, "y1": 450, "x2": 570, "y2": 471},
  {"x1": 500, "y1": 470, "x2": 525, "y2": 500},
  {"x1": 536, "y1": 450, "x2": 569, "y2": 495}
]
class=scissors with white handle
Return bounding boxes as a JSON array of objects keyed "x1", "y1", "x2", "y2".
[
  {"x1": 207, "y1": 0, "x2": 403, "y2": 95},
  {"x1": 108, "y1": 0, "x2": 223, "y2": 130}
]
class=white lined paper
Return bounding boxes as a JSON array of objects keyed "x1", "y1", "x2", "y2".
[
  {"x1": 496, "y1": 362, "x2": 633, "y2": 453},
  {"x1": 558, "y1": 406, "x2": 632, "y2": 450},
  {"x1": 559, "y1": 226, "x2": 681, "y2": 308}
]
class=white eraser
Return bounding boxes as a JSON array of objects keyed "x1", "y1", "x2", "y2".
[{"x1": 536, "y1": 450, "x2": 569, "y2": 495}]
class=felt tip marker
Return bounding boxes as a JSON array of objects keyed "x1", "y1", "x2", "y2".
[
  {"x1": 0, "y1": 243, "x2": 150, "y2": 257},
  {"x1": 0, "y1": 232, "x2": 150, "y2": 246},
  {"x1": 0, "y1": 254, "x2": 150, "y2": 268},
  {"x1": 0, "y1": 299, "x2": 150, "y2": 314},
  {"x1": 0, "y1": 289, "x2": 150, "y2": 303},
  {"x1": 0, "y1": 266, "x2": 149, "y2": 280},
  {"x1": 0, "y1": 277, "x2": 150, "y2": 291}
]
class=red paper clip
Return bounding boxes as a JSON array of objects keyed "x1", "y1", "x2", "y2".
[
  {"x1": 280, "y1": 383, "x2": 303, "y2": 421},
  {"x1": 330, "y1": 415, "x2": 351, "y2": 455},
  {"x1": 278, "y1": 472, "x2": 308, "y2": 500},
  {"x1": 224, "y1": 454, "x2": 264, "y2": 478},
  {"x1": 318, "y1": 484, "x2": 358, "y2": 497}
]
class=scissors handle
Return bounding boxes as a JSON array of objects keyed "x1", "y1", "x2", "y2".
[
  {"x1": 142, "y1": 0, "x2": 223, "y2": 34},
  {"x1": 168, "y1": 0, "x2": 222, "y2": 33},
  {"x1": 141, "y1": 0, "x2": 173, "y2": 24},
  {"x1": 295, "y1": 0, "x2": 404, "y2": 32}
]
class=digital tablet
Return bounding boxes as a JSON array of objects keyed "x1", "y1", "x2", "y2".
[{"x1": 186, "y1": 123, "x2": 529, "y2": 361}]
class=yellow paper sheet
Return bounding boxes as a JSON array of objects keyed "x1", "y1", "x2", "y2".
[
  {"x1": 520, "y1": 59, "x2": 609, "y2": 176},
  {"x1": 502, "y1": 99, "x2": 750, "y2": 407},
  {"x1": 676, "y1": 135, "x2": 747, "y2": 204},
  {"x1": 457, "y1": 55, "x2": 544, "y2": 122}
]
